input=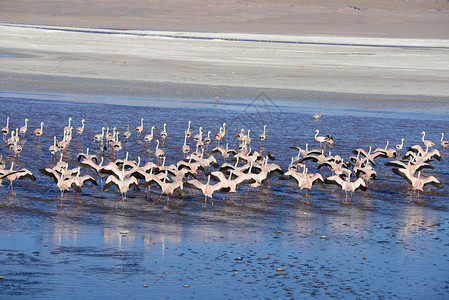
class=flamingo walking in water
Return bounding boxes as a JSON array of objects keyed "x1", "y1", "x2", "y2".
[{"x1": 34, "y1": 122, "x2": 44, "y2": 143}]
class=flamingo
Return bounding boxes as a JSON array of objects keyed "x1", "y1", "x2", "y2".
[
  {"x1": 64, "y1": 118, "x2": 72, "y2": 134},
  {"x1": 385, "y1": 157, "x2": 434, "y2": 175},
  {"x1": 395, "y1": 138, "x2": 405, "y2": 155},
  {"x1": 103, "y1": 163, "x2": 140, "y2": 208},
  {"x1": 112, "y1": 132, "x2": 122, "y2": 158},
  {"x1": 440, "y1": 133, "x2": 448, "y2": 152},
  {"x1": 70, "y1": 167, "x2": 98, "y2": 202},
  {"x1": 123, "y1": 125, "x2": 131, "y2": 140},
  {"x1": 143, "y1": 126, "x2": 155, "y2": 148},
  {"x1": 154, "y1": 139, "x2": 165, "y2": 165},
  {"x1": 2, "y1": 117, "x2": 10, "y2": 139},
  {"x1": 134, "y1": 118, "x2": 144, "y2": 138},
  {"x1": 325, "y1": 174, "x2": 367, "y2": 204},
  {"x1": 184, "y1": 175, "x2": 230, "y2": 207},
  {"x1": 33, "y1": 122, "x2": 44, "y2": 143},
  {"x1": 12, "y1": 140, "x2": 23, "y2": 160},
  {"x1": 352, "y1": 146, "x2": 384, "y2": 166},
  {"x1": 39, "y1": 167, "x2": 76, "y2": 206},
  {"x1": 19, "y1": 118, "x2": 29, "y2": 138},
  {"x1": 193, "y1": 127, "x2": 203, "y2": 142},
  {"x1": 373, "y1": 141, "x2": 397, "y2": 159},
  {"x1": 280, "y1": 167, "x2": 324, "y2": 199},
  {"x1": 76, "y1": 119, "x2": 86, "y2": 140},
  {"x1": 421, "y1": 131, "x2": 435, "y2": 149},
  {"x1": 211, "y1": 143, "x2": 237, "y2": 161},
  {"x1": 182, "y1": 135, "x2": 190, "y2": 157},
  {"x1": 78, "y1": 157, "x2": 106, "y2": 189},
  {"x1": 314, "y1": 129, "x2": 333, "y2": 148},
  {"x1": 94, "y1": 127, "x2": 106, "y2": 143},
  {"x1": 0, "y1": 162, "x2": 36, "y2": 195},
  {"x1": 185, "y1": 121, "x2": 192, "y2": 139},
  {"x1": 160, "y1": 123, "x2": 167, "y2": 144},
  {"x1": 259, "y1": 125, "x2": 267, "y2": 143},
  {"x1": 204, "y1": 131, "x2": 212, "y2": 146},
  {"x1": 243, "y1": 129, "x2": 251, "y2": 145},
  {"x1": 151, "y1": 171, "x2": 183, "y2": 208},
  {"x1": 48, "y1": 136, "x2": 59, "y2": 160},
  {"x1": 392, "y1": 169, "x2": 442, "y2": 201},
  {"x1": 77, "y1": 148, "x2": 98, "y2": 164},
  {"x1": 313, "y1": 113, "x2": 323, "y2": 120}
]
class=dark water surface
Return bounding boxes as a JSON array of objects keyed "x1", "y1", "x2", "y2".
[{"x1": 0, "y1": 93, "x2": 448, "y2": 299}]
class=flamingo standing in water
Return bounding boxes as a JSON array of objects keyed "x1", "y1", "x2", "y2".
[
  {"x1": 440, "y1": 133, "x2": 448, "y2": 152},
  {"x1": 34, "y1": 122, "x2": 44, "y2": 143},
  {"x1": 64, "y1": 118, "x2": 72, "y2": 135},
  {"x1": 185, "y1": 121, "x2": 192, "y2": 139},
  {"x1": 421, "y1": 131, "x2": 435, "y2": 149},
  {"x1": 19, "y1": 118, "x2": 29, "y2": 138},
  {"x1": 2, "y1": 117, "x2": 10, "y2": 139},
  {"x1": 160, "y1": 123, "x2": 167, "y2": 145},
  {"x1": 143, "y1": 126, "x2": 155, "y2": 148},
  {"x1": 154, "y1": 139, "x2": 165, "y2": 165},
  {"x1": 134, "y1": 118, "x2": 144, "y2": 139},
  {"x1": 76, "y1": 119, "x2": 86, "y2": 140},
  {"x1": 182, "y1": 135, "x2": 190, "y2": 158},
  {"x1": 123, "y1": 125, "x2": 131, "y2": 140},
  {"x1": 259, "y1": 125, "x2": 267, "y2": 145}
]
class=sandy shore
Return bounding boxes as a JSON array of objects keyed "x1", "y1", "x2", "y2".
[
  {"x1": 1, "y1": 0, "x2": 449, "y2": 101},
  {"x1": 1, "y1": 23, "x2": 449, "y2": 101},
  {"x1": 2, "y1": 0, "x2": 449, "y2": 38}
]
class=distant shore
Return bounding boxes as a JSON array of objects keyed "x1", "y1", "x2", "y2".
[
  {"x1": 2, "y1": 0, "x2": 449, "y2": 39},
  {"x1": 1, "y1": 24, "x2": 449, "y2": 102}
]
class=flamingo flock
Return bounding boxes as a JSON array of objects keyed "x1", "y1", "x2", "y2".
[{"x1": 0, "y1": 115, "x2": 447, "y2": 208}]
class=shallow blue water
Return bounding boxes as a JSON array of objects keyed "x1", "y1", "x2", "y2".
[{"x1": 0, "y1": 93, "x2": 448, "y2": 298}]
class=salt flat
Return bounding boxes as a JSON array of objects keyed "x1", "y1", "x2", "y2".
[{"x1": 1, "y1": 24, "x2": 449, "y2": 99}]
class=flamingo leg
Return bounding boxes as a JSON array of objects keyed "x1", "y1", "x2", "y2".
[
  {"x1": 152, "y1": 192, "x2": 163, "y2": 205},
  {"x1": 121, "y1": 193, "x2": 126, "y2": 209},
  {"x1": 74, "y1": 192, "x2": 81, "y2": 203},
  {"x1": 59, "y1": 190, "x2": 64, "y2": 206}
]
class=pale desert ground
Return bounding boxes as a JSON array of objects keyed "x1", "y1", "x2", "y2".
[{"x1": 1, "y1": 0, "x2": 449, "y2": 102}]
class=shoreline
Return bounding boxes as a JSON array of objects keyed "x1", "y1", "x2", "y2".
[
  {"x1": 2, "y1": 0, "x2": 449, "y2": 39},
  {"x1": 1, "y1": 23, "x2": 449, "y2": 100}
]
